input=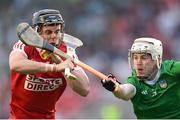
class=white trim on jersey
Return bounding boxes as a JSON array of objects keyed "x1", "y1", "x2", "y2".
[{"x1": 13, "y1": 41, "x2": 28, "y2": 58}]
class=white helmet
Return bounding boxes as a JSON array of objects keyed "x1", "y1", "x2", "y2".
[{"x1": 128, "y1": 37, "x2": 163, "y2": 69}]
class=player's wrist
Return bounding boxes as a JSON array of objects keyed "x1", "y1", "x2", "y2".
[
  {"x1": 45, "y1": 64, "x2": 57, "y2": 72},
  {"x1": 113, "y1": 81, "x2": 120, "y2": 93}
]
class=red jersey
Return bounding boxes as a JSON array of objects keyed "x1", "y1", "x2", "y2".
[{"x1": 9, "y1": 41, "x2": 68, "y2": 119}]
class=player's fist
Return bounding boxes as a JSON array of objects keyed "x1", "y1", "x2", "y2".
[
  {"x1": 55, "y1": 58, "x2": 74, "y2": 72},
  {"x1": 101, "y1": 73, "x2": 121, "y2": 92}
]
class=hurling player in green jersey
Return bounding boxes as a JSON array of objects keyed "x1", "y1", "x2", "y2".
[{"x1": 101, "y1": 38, "x2": 180, "y2": 119}]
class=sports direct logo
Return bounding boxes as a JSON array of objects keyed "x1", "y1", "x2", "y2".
[{"x1": 24, "y1": 74, "x2": 63, "y2": 91}]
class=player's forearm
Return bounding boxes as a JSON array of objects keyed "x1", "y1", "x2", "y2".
[
  {"x1": 10, "y1": 51, "x2": 51, "y2": 74},
  {"x1": 113, "y1": 84, "x2": 136, "y2": 101},
  {"x1": 67, "y1": 67, "x2": 90, "y2": 97},
  {"x1": 10, "y1": 58, "x2": 55, "y2": 74},
  {"x1": 9, "y1": 51, "x2": 70, "y2": 74}
]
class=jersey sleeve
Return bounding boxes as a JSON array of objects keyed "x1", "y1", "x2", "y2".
[
  {"x1": 125, "y1": 76, "x2": 141, "y2": 100},
  {"x1": 12, "y1": 41, "x2": 27, "y2": 57}
]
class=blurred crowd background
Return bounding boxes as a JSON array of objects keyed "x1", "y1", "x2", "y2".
[{"x1": 1, "y1": 0, "x2": 180, "y2": 119}]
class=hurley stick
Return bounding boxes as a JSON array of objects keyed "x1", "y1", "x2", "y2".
[{"x1": 16, "y1": 22, "x2": 108, "y2": 80}]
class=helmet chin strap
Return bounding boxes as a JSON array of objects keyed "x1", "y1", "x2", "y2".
[{"x1": 156, "y1": 56, "x2": 161, "y2": 69}]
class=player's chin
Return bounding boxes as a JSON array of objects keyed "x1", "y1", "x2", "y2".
[{"x1": 136, "y1": 73, "x2": 145, "y2": 77}]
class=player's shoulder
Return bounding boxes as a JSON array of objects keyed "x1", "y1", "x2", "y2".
[
  {"x1": 162, "y1": 60, "x2": 175, "y2": 65},
  {"x1": 12, "y1": 40, "x2": 34, "y2": 55},
  {"x1": 13, "y1": 40, "x2": 26, "y2": 50},
  {"x1": 161, "y1": 60, "x2": 180, "y2": 75},
  {"x1": 161, "y1": 60, "x2": 175, "y2": 72},
  {"x1": 126, "y1": 75, "x2": 138, "y2": 85}
]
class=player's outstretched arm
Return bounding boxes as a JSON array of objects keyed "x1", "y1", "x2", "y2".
[{"x1": 101, "y1": 74, "x2": 136, "y2": 101}]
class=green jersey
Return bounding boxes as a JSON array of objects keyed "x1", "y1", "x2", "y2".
[{"x1": 126, "y1": 60, "x2": 180, "y2": 119}]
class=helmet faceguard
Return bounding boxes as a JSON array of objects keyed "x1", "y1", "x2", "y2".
[
  {"x1": 32, "y1": 9, "x2": 65, "y2": 47},
  {"x1": 128, "y1": 38, "x2": 163, "y2": 79}
]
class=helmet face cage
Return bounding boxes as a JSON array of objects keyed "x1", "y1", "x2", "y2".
[{"x1": 128, "y1": 38, "x2": 163, "y2": 70}]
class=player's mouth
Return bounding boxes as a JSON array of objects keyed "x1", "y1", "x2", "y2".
[{"x1": 137, "y1": 68, "x2": 144, "y2": 75}]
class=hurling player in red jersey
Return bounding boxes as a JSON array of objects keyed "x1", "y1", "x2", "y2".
[{"x1": 9, "y1": 9, "x2": 90, "y2": 119}]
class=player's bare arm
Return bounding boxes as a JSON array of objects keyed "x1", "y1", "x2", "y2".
[
  {"x1": 9, "y1": 50, "x2": 74, "y2": 74},
  {"x1": 67, "y1": 67, "x2": 90, "y2": 96},
  {"x1": 49, "y1": 53, "x2": 89, "y2": 96},
  {"x1": 9, "y1": 50, "x2": 50, "y2": 74}
]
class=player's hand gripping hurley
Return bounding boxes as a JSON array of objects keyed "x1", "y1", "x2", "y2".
[
  {"x1": 16, "y1": 23, "x2": 108, "y2": 80},
  {"x1": 63, "y1": 33, "x2": 83, "y2": 79}
]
